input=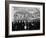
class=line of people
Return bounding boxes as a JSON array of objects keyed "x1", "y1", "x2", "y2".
[{"x1": 12, "y1": 20, "x2": 40, "y2": 31}]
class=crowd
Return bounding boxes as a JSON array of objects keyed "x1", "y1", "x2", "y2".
[{"x1": 12, "y1": 20, "x2": 40, "y2": 31}]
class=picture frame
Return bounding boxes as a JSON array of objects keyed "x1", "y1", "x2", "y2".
[{"x1": 5, "y1": 1, "x2": 45, "y2": 37}]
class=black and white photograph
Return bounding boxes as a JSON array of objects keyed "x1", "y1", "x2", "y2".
[
  {"x1": 12, "y1": 6, "x2": 40, "y2": 30},
  {"x1": 5, "y1": 1, "x2": 45, "y2": 37}
]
